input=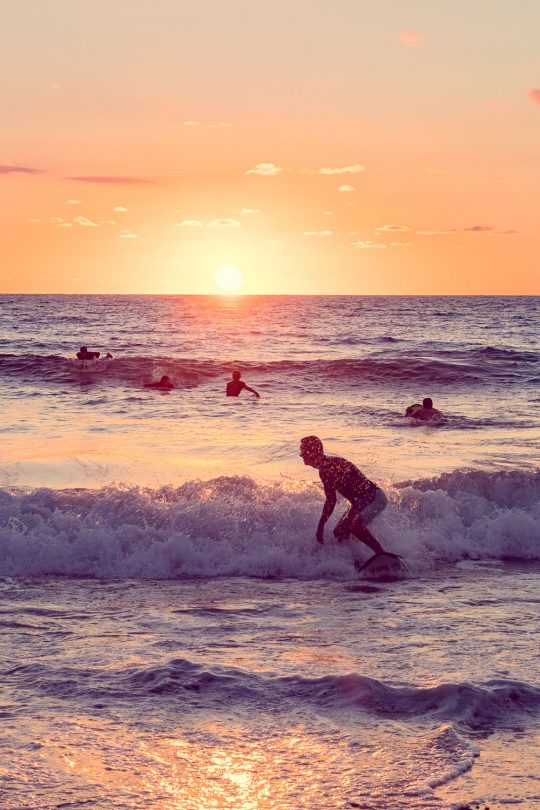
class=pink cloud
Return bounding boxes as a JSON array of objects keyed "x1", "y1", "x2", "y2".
[
  {"x1": 528, "y1": 89, "x2": 540, "y2": 106},
  {"x1": 0, "y1": 165, "x2": 44, "y2": 175},
  {"x1": 399, "y1": 30, "x2": 423, "y2": 47}
]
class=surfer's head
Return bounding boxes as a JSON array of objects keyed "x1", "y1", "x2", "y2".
[
  {"x1": 232, "y1": 370, "x2": 241, "y2": 380},
  {"x1": 80, "y1": 346, "x2": 87, "y2": 353},
  {"x1": 422, "y1": 397, "x2": 433, "y2": 409},
  {"x1": 300, "y1": 435, "x2": 324, "y2": 467}
]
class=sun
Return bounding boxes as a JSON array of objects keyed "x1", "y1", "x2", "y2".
[{"x1": 214, "y1": 265, "x2": 244, "y2": 294}]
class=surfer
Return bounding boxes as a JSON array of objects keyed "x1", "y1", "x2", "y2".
[
  {"x1": 144, "y1": 375, "x2": 174, "y2": 390},
  {"x1": 407, "y1": 397, "x2": 443, "y2": 421},
  {"x1": 299, "y1": 436, "x2": 387, "y2": 558},
  {"x1": 76, "y1": 346, "x2": 100, "y2": 360},
  {"x1": 226, "y1": 370, "x2": 260, "y2": 398}
]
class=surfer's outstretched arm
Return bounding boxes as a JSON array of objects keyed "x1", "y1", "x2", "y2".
[
  {"x1": 316, "y1": 489, "x2": 336, "y2": 543},
  {"x1": 245, "y1": 385, "x2": 260, "y2": 398}
]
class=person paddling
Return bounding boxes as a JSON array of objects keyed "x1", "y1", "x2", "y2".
[{"x1": 144, "y1": 375, "x2": 174, "y2": 390}]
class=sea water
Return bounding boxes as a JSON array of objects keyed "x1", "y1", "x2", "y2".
[{"x1": 0, "y1": 294, "x2": 539, "y2": 809}]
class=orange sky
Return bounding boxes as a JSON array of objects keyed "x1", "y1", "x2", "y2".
[{"x1": 1, "y1": 0, "x2": 539, "y2": 294}]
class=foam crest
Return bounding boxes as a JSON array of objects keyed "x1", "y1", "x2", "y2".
[{"x1": 0, "y1": 468, "x2": 538, "y2": 578}]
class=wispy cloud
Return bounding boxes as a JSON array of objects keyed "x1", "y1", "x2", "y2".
[
  {"x1": 0, "y1": 165, "x2": 44, "y2": 175},
  {"x1": 319, "y1": 164, "x2": 364, "y2": 175},
  {"x1": 389, "y1": 242, "x2": 411, "y2": 247},
  {"x1": 67, "y1": 176, "x2": 152, "y2": 184},
  {"x1": 209, "y1": 218, "x2": 241, "y2": 228},
  {"x1": 246, "y1": 163, "x2": 283, "y2": 176},
  {"x1": 113, "y1": 205, "x2": 128, "y2": 213},
  {"x1": 338, "y1": 184, "x2": 355, "y2": 193},
  {"x1": 303, "y1": 230, "x2": 333, "y2": 237},
  {"x1": 351, "y1": 240, "x2": 386, "y2": 249},
  {"x1": 323, "y1": 211, "x2": 333, "y2": 216},
  {"x1": 119, "y1": 229, "x2": 138, "y2": 238},
  {"x1": 74, "y1": 216, "x2": 99, "y2": 227},
  {"x1": 58, "y1": 222, "x2": 73, "y2": 228},
  {"x1": 236, "y1": 208, "x2": 260, "y2": 215},
  {"x1": 175, "y1": 219, "x2": 204, "y2": 227},
  {"x1": 527, "y1": 88, "x2": 540, "y2": 106},
  {"x1": 462, "y1": 225, "x2": 492, "y2": 232},
  {"x1": 399, "y1": 30, "x2": 423, "y2": 47},
  {"x1": 375, "y1": 224, "x2": 411, "y2": 232},
  {"x1": 181, "y1": 120, "x2": 231, "y2": 128},
  {"x1": 67, "y1": 199, "x2": 82, "y2": 205}
]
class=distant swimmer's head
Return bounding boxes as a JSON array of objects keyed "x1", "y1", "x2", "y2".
[
  {"x1": 423, "y1": 397, "x2": 433, "y2": 409},
  {"x1": 160, "y1": 376, "x2": 170, "y2": 384},
  {"x1": 80, "y1": 346, "x2": 87, "y2": 353},
  {"x1": 300, "y1": 435, "x2": 324, "y2": 467},
  {"x1": 232, "y1": 370, "x2": 242, "y2": 380}
]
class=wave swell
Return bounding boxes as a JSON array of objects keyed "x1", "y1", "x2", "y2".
[{"x1": 1, "y1": 347, "x2": 538, "y2": 388}]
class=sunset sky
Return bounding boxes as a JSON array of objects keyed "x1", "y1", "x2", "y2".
[{"x1": 2, "y1": 0, "x2": 539, "y2": 295}]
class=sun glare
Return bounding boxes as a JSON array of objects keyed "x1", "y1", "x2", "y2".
[{"x1": 214, "y1": 265, "x2": 244, "y2": 294}]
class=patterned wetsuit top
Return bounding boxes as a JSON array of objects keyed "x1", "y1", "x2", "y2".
[{"x1": 319, "y1": 455, "x2": 377, "y2": 509}]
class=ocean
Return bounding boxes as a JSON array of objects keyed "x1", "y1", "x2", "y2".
[{"x1": 0, "y1": 294, "x2": 539, "y2": 809}]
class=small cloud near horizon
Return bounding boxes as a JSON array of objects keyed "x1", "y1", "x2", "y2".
[
  {"x1": 399, "y1": 30, "x2": 423, "y2": 47},
  {"x1": 175, "y1": 220, "x2": 204, "y2": 227},
  {"x1": 237, "y1": 208, "x2": 260, "y2": 215},
  {"x1": 527, "y1": 89, "x2": 540, "y2": 106},
  {"x1": 209, "y1": 218, "x2": 241, "y2": 228},
  {"x1": 375, "y1": 224, "x2": 411, "y2": 232},
  {"x1": 303, "y1": 230, "x2": 333, "y2": 237},
  {"x1": 67, "y1": 199, "x2": 82, "y2": 205},
  {"x1": 319, "y1": 163, "x2": 366, "y2": 174},
  {"x1": 338, "y1": 184, "x2": 355, "y2": 192},
  {"x1": 1, "y1": 165, "x2": 44, "y2": 175},
  {"x1": 319, "y1": 164, "x2": 365, "y2": 175},
  {"x1": 246, "y1": 163, "x2": 283, "y2": 176},
  {"x1": 351, "y1": 240, "x2": 386, "y2": 249},
  {"x1": 119, "y1": 229, "x2": 138, "y2": 238},
  {"x1": 67, "y1": 176, "x2": 152, "y2": 184},
  {"x1": 74, "y1": 216, "x2": 99, "y2": 227},
  {"x1": 113, "y1": 206, "x2": 128, "y2": 213},
  {"x1": 462, "y1": 225, "x2": 492, "y2": 232}
]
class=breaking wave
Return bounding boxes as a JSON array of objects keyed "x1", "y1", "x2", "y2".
[{"x1": 0, "y1": 468, "x2": 538, "y2": 578}]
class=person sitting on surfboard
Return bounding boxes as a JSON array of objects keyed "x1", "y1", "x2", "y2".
[
  {"x1": 407, "y1": 398, "x2": 443, "y2": 421},
  {"x1": 76, "y1": 346, "x2": 100, "y2": 360},
  {"x1": 299, "y1": 436, "x2": 388, "y2": 559},
  {"x1": 144, "y1": 375, "x2": 174, "y2": 390},
  {"x1": 226, "y1": 370, "x2": 260, "y2": 398}
]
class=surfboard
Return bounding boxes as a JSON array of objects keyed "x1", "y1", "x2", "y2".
[{"x1": 354, "y1": 552, "x2": 405, "y2": 580}]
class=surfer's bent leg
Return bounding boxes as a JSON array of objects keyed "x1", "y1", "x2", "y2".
[{"x1": 349, "y1": 489, "x2": 387, "y2": 555}]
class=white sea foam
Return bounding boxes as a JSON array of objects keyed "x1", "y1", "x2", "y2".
[{"x1": 0, "y1": 468, "x2": 538, "y2": 578}]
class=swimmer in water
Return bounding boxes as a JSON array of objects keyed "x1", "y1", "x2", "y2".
[
  {"x1": 226, "y1": 370, "x2": 260, "y2": 398},
  {"x1": 408, "y1": 398, "x2": 443, "y2": 421},
  {"x1": 299, "y1": 435, "x2": 388, "y2": 560},
  {"x1": 144, "y1": 375, "x2": 174, "y2": 390},
  {"x1": 76, "y1": 346, "x2": 100, "y2": 360}
]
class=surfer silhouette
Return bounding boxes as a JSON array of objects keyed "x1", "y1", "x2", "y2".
[
  {"x1": 226, "y1": 370, "x2": 260, "y2": 398},
  {"x1": 299, "y1": 436, "x2": 388, "y2": 565},
  {"x1": 76, "y1": 346, "x2": 100, "y2": 360},
  {"x1": 144, "y1": 375, "x2": 174, "y2": 390},
  {"x1": 407, "y1": 398, "x2": 443, "y2": 421}
]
